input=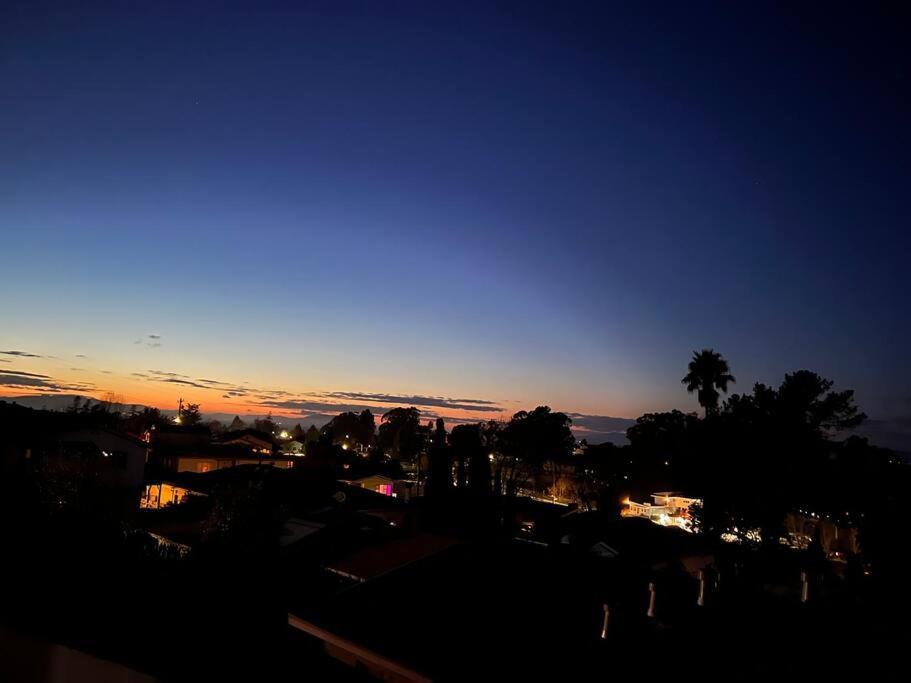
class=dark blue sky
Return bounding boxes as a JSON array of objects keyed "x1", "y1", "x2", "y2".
[{"x1": 2, "y1": 2, "x2": 909, "y2": 437}]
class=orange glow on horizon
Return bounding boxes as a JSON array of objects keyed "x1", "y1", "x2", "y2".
[{"x1": 1, "y1": 352, "x2": 638, "y2": 427}]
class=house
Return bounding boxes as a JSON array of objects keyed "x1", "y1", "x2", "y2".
[
  {"x1": 289, "y1": 540, "x2": 623, "y2": 681},
  {"x1": 560, "y1": 512, "x2": 714, "y2": 577},
  {"x1": 622, "y1": 492, "x2": 700, "y2": 531},
  {"x1": 280, "y1": 439, "x2": 305, "y2": 455},
  {"x1": 150, "y1": 423, "x2": 211, "y2": 449},
  {"x1": 281, "y1": 517, "x2": 327, "y2": 548},
  {"x1": 346, "y1": 474, "x2": 397, "y2": 497},
  {"x1": 57, "y1": 428, "x2": 150, "y2": 506},
  {"x1": 0, "y1": 403, "x2": 149, "y2": 510},
  {"x1": 323, "y1": 532, "x2": 457, "y2": 583},
  {"x1": 148, "y1": 423, "x2": 292, "y2": 474},
  {"x1": 784, "y1": 510, "x2": 860, "y2": 558},
  {"x1": 216, "y1": 428, "x2": 274, "y2": 454},
  {"x1": 140, "y1": 480, "x2": 207, "y2": 509},
  {"x1": 157, "y1": 443, "x2": 295, "y2": 473}
]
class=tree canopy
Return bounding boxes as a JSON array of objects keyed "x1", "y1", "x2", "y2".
[
  {"x1": 323, "y1": 409, "x2": 376, "y2": 449},
  {"x1": 501, "y1": 406, "x2": 574, "y2": 467},
  {"x1": 377, "y1": 407, "x2": 426, "y2": 461},
  {"x1": 681, "y1": 349, "x2": 735, "y2": 416}
]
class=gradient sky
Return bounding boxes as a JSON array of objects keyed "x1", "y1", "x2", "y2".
[{"x1": 2, "y1": 2, "x2": 909, "y2": 442}]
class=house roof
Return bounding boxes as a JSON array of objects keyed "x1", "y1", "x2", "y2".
[
  {"x1": 154, "y1": 423, "x2": 211, "y2": 436},
  {"x1": 281, "y1": 517, "x2": 327, "y2": 547},
  {"x1": 156, "y1": 442, "x2": 294, "y2": 460},
  {"x1": 298, "y1": 540, "x2": 619, "y2": 680},
  {"x1": 59, "y1": 428, "x2": 149, "y2": 450},
  {"x1": 218, "y1": 428, "x2": 273, "y2": 442},
  {"x1": 348, "y1": 474, "x2": 394, "y2": 485},
  {"x1": 325, "y1": 532, "x2": 457, "y2": 582}
]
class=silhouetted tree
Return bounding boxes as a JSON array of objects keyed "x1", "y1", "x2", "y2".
[
  {"x1": 304, "y1": 431, "x2": 344, "y2": 466},
  {"x1": 453, "y1": 422, "x2": 496, "y2": 495},
  {"x1": 122, "y1": 406, "x2": 167, "y2": 434},
  {"x1": 358, "y1": 409, "x2": 376, "y2": 447},
  {"x1": 253, "y1": 413, "x2": 277, "y2": 434},
  {"x1": 482, "y1": 420, "x2": 511, "y2": 494},
  {"x1": 99, "y1": 392, "x2": 125, "y2": 415},
  {"x1": 627, "y1": 410, "x2": 697, "y2": 452},
  {"x1": 67, "y1": 396, "x2": 83, "y2": 413},
  {"x1": 368, "y1": 444, "x2": 386, "y2": 464},
  {"x1": 626, "y1": 410, "x2": 698, "y2": 487},
  {"x1": 450, "y1": 423, "x2": 480, "y2": 489},
  {"x1": 855, "y1": 443, "x2": 911, "y2": 593},
  {"x1": 206, "y1": 419, "x2": 226, "y2": 435},
  {"x1": 574, "y1": 441, "x2": 628, "y2": 512},
  {"x1": 691, "y1": 370, "x2": 866, "y2": 545},
  {"x1": 377, "y1": 407, "x2": 425, "y2": 462},
  {"x1": 502, "y1": 406, "x2": 574, "y2": 495},
  {"x1": 181, "y1": 402, "x2": 202, "y2": 426},
  {"x1": 323, "y1": 409, "x2": 376, "y2": 450},
  {"x1": 202, "y1": 476, "x2": 283, "y2": 555},
  {"x1": 426, "y1": 418, "x2": 452, "y2": 498},
  {"x1": 682, "y1": 349, "x2": 735, "y2": 417}
]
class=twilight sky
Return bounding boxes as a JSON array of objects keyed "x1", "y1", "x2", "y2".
[{"x1": 1, "y1": 2, "x2": 909, "y2": 444}]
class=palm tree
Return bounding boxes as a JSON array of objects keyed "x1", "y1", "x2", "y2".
[{"x1": 682, "y1": 349, "x2": 735, "y2": 417}]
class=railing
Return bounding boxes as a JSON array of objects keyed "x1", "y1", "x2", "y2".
[{"x1": 288, "y1": 613, "x2": 432, "y2": 683}]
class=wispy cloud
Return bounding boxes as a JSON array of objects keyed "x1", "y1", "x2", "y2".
[
  {"x1": 0, "y1": 369, "x2": 96, "y2": 393},
  {"x1": 147, "y1": 370, "x2": 187, "y2": 378},
  {"x1": 317, "y1": 391, "x2": 502, "y2": 413},
  {"x1": 0, "y1": 350, "x2": 45, "y2": 358},
  {"x1": 135, "y1": 335, "x2": 163, "y2": 348},
  {"x1": 257, "y1": 397, "x2": 497, "y2": 423},
  {"x1": 259, "y1": 399, "x2": 376, "y2": 414},
  {"x1": 0, "y1": 369, "x2": 51, "y2": 379},
  {"x1": 142, "y1": 369, "x2": 257, "y2": 397},
  {"x1": 157, "y1": 377, "x2": 214, "y2": 389},
  {"x1": 127, "y1": 370, "x2": 506, "y2": 422}
]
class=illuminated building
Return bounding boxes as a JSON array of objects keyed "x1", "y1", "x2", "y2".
[
  {"x1": 622, "y1": 492, "x2": 701, "y2": 532},
  {"x1": 279, "y1": 439, "x2": 305, "y2": 455},
  {"x1": 346, "y1": 474, "x2": 398, "y2": 497},
  {"x1": 140, "y1": 481, "x2": 206, "y2": 509}
]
